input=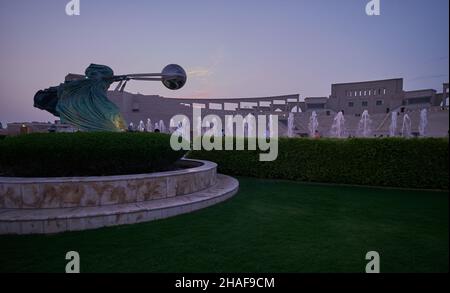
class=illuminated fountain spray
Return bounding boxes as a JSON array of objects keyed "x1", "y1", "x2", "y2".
[
  {"x1": 401, "y1": 114, "x2": 412, "y2": 138},
  {"x1": 357, "y1": 110, "x2": 372, "y2": 137},
  {"x1": 128, "y1": 122, "x2": 134, "y2": 131},
  {"x1": 330, "y1": 111, "x2": 346, "y2": 138},
  {"x1": 308, "y1": 111, "x2": 319, "y2": 138},
  {"x1": 159, "y1": 120, "x2": 166, "y2": 133},
  {"x1": 267, "y1": 115, "x2": 275, "y2": 138},
  {"x1": 138, "y1": 120, "x2": 145, "y2": 132},
  {"x1": 389, "y1": 112, "x2": 397, "y2": 137},
  {"x1": 418, "y1": 109, "x2": 428, "y2": 137},
  {"x1": 146, "y1": 118, "x2": 153, "y2": 132},
  {"x1": 174, "y1": 118, "x2": 187, "y2": 137},
  {"x1": 287, "y1": 113, "x2": 295, "y2": 138}
]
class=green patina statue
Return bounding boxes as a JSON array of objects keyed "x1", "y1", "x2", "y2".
[{"x1": 34, "y1": 63, "x2": 186, "y2": 132}]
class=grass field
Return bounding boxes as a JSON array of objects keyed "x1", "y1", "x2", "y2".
[{"x1": 0, "y1": 177, "x2": 448, "y2": 273}]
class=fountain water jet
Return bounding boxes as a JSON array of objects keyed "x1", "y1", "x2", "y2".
[
  {"x1": 159, "y1": 120, "x2": 166, "y2": 133},
  {"x1": 401, "y1": 114, "x2": 412, "y2": 138},
  {"x1": 287, "y1": 113, "x2": 295, "y2": 137},
  {"x1": 419, "y1": 109, "x2": 428, "y2": 137},
  {"x1": 137, "y1": 120, "x2": 145, "y2": 132},
  {"x1": 146, "y1": 118, "x2": 153, "y2": 132},
  {"x1": 308, "y1": 111, "x2": 319, "y2": 138},
  {"x1": 389, "y1": 112, "x2": 397, "y2": 137},
  {"x1": 330, "y1": 111, "x2": 346, "y2": 138},
  {"x1": 357, "y1": 110, "x2": 372, "y2": 137}
]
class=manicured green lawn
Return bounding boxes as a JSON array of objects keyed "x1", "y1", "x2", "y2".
[{"x1": 0, "y1": 177, "x2": 448, "y2": 272}]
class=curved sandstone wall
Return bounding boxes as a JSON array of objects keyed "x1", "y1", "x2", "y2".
[{"x1": 0, "y1": 160, "x2": 217, "y2": 209}]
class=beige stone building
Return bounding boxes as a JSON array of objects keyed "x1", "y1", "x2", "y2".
[{"x1": 106, "y1": 78, "x2": 448, "y2": 137}]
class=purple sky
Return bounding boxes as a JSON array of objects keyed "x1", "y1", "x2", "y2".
[{"x1": 0, "y1": 0, "x2": 448, "y2": 125}]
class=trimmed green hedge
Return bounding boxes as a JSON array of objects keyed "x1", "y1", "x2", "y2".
[
  {"x1": 188, "y1": 138, "x2": 449, "y2": 190},
  {"x1": 0, "y1": 132, "x2": 186, "y2": 177}
]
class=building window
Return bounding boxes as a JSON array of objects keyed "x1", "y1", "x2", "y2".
[
  {"x1": 348, "y1": 102, "x2": 354, "y2": 107},
  {"x1": 307, "y1": 103, "x2": 325, "y2": 109},
  {"x1": 407, "y1": 97, "x2": 431, "y2": 105},
  {"x1": 378, "y1": 89, "x2": 382, "y2": 95},
  {"x1": 362, "y1": 101, "x2": 368, "y2": 107},
  {"x1": 368, "y1": 90, "x2": 371, "y2": 96},
  {"x1": 376, "y1": 100, "x2": 383, "y2": 106},
  {"x1": 383, "y1": 88, "x2": 387, "y2": 95},
  {"x1": 359, "y1": 90, "x2": 362, "y2": 96},
  {"x1": 364, "y1": 90, "x2": 367, "y2": 96},
  {"x1": 132, "y1": 102, "x2": 140, "y2": 112}
]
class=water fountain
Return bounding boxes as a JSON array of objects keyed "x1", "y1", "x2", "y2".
[
  {"x1": 159, "y1": 120, "x2": 166, "y2": 133},
  {"x1": 419, "y1": 109, "x2": 428, "y2": 137},
  {"x1": 401, "y1": 114, "x2": 412, "y2": 138},
  {"x1": 389, "y1": 112, "x2": 397, "y2": 137},
  {"x1": 308, "y1": 111, "x2": 319, "y2": 138},
  {"x1": 330, "y1": 111, "x2": 346, "y2": 138},
  {"x1": 128, "y1": 122, "x2": 135, "y2": 132},
  {"x1": 173, "y1": 121, "x2": 183, "y2": 136},
  {"x1": 287, "y1": 113, "x2": 295, "y2": 137},
  {"x1": 357, "y1": 110, "x2": 372, "y2": 137},
  {"x1": 138, "y1": 120, "x2": 145, "y2": 132},
  {"x1": 146, "y1": 118, "x2": 153, "y2": 132}
]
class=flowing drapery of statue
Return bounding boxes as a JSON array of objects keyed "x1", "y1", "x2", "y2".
[{"x1": 34, "y1": 64, "x2": 187, "y2": 132}]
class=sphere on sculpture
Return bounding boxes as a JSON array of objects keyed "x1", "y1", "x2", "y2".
[{"x1": 161, "y1": 64, "x2": 187, "y2": 90}]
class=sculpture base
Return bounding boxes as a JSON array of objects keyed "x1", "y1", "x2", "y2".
[{"x1": 0, "y1": 160, "x2": 239, "y2": 234}]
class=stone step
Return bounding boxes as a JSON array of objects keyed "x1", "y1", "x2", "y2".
[{"x1": 0, "y1": 174, "x2": 239, "y2": 235}]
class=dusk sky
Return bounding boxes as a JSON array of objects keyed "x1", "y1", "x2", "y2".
[{"x1": 0, "y1": 0, "x2": 448, "y2": 125}]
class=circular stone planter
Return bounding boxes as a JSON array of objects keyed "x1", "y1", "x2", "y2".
[{"x1": 0, "y1": 159, "x2": 239, "y2": 235}]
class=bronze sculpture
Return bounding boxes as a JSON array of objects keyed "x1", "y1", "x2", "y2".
[{"x1": 34, "y1": 64, "x2": 186, "y2": 132}]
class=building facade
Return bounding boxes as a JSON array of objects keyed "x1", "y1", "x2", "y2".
[
  {"x1": 108, "y1": 78, "x2": 447, "y2": 120},
  {"x1": 321, "y1": 78, "x2": 442, "y2": 115}
]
